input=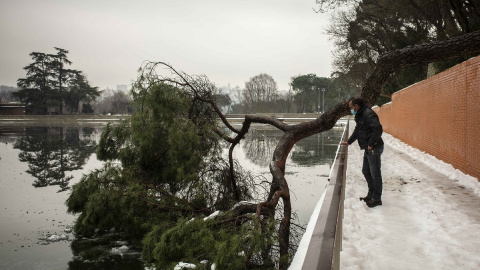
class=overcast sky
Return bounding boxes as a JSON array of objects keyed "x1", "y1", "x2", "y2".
[{"x1": 0, "y1": 0, "x2": 334, "y2": 91}]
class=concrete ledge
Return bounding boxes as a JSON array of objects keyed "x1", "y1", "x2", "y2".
[
  {"x1": 225, "y1": 113, "x2": 322, "y2": 118},
  {"x1": 0, "y1": 115, "x2": 128, "y2": 122},
  {"x1": 290, "y1": 120, "x2": 349, "y2": 270},
  {"x1": 0, "y1": 115, "x2": 129, "y2": 126}
]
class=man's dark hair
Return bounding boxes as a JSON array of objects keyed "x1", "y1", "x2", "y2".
[{"x1": 350, "y1": 97, "x2": 365, "y2": 107}]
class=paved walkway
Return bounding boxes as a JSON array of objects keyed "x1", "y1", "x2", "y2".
[{"x1": 340, "y1": 121, "x2": 480, "y2": 270}]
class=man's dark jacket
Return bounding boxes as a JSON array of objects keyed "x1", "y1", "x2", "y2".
[{"x1": 347, "y1": 104, "x2": 384, "y2": 150}]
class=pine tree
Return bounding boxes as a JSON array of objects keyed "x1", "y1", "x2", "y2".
[
  {"x1": 13, "y1": 48, "x2": 100, "y2": 114},
  {"x1": 66, "y1": 72, "x2": 279, "y2": 269}
]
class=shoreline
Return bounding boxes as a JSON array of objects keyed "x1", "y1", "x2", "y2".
[
  {"x1": 0, "y1": 114, "x2": 349, "y2": 126},
  {"x1": 0, "y1": 115, "x2": 129, "y2": 125}
]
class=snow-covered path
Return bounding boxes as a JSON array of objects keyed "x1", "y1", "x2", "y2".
[{"x1": 340, "y1": 122, "x2": 480, "y2": 270}]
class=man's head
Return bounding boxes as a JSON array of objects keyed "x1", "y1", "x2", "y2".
[{"x1": 348, "y1": 97, "x2": 365, "y2": 115}]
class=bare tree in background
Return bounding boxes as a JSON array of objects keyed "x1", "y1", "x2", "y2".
[
  {"x1": 0, "y1": 86, "x2": 18, "y2": 103},
  {"x1": 94, "y1": 89, "x2": 132, "y2": 115},
  {"x1": 243, "y1": 73, "x2": 278, "y2": 112},
  {"x1": 111, "y1": 91, "x2": 132, "y2": 114}
]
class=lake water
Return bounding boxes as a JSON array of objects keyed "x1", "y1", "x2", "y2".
[{"x1": 0, "y1": 122, "x2": 344, "y2": 269}]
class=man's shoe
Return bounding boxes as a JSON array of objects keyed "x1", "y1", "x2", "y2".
[
  {"x1": 359, "y1": 196, "x2": 372, "y2": 202},
  {"x1": 366, "y1": 199, "x2": 382, "y2": 208}
]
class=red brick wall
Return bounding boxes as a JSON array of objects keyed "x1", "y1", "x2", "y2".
[{"x1": 374, "y1": 56, "x2": 480, "y2": 180}]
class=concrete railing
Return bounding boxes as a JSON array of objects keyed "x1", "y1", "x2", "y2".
[
  {"x1": 224, "y1": 113, "x2": 324, "y2": 123},
  {"x1": 225, "y1": 113, "x2": 321, "y2": 118},
  {"x1": 290, "y1": 119, "x2": 349, "y2": 270}
]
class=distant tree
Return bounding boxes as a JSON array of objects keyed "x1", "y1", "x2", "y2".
[
  {"x1": 229, "y1": 102, "x2": 248, "y2": 114},
  {"x1": 276, "y1": 89, "x2": 295, "y2": 113},
  {"x1": 0, "y1": 85, "x2": 18, "y2": 103},
  {"x1": 322, "y1": 0, "x2": 480, "y2": 105},
  {"x1": 242, "y1": 73, "x2": 278, "y2": 112},
  {"x1": 110, "y1": 91, "x2": 132, "y2": 114},
  {"x1": 14, "y1": 52, "x2": 55, "y2": 114},
  {"x1": 64, "y1": 72, "x2": 101, "y2": 113},
  {"x1": 81, "y1": 103, "x2": 94, "y2": 114},
  {"x1": 13, "y1": 48, "x2": 100, "y2": 114},
  {"x1": 49, "y1": 47, "x2": 74, "y2": 114},
  {"x1": 212, "y1": 93, "x2": 231, "y2": 107},
  {"x1": 291, "y1": 74, "x2": 332, "y2": 113},
  {"x1": 92, "y1": 88, "x2": 113, "y2": 114},
  {"x1": 93, "y1": 89, "x2": 132, "y2": 115},
  {"x1": 330, "y1": 71, "x2": 361, "y2": 103}
]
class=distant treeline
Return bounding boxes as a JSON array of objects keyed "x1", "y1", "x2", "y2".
[{"x1": 0, "y1": 85, "x2": 18, "y2": 103}]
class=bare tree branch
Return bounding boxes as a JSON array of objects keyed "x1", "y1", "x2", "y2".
[{"x1": 362, "y1": 30, "x2": 480, "y2": 105}]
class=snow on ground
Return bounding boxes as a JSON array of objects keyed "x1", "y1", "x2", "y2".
[{"x1": 341, "y1": 122, "x2": 480, "y2": 270}]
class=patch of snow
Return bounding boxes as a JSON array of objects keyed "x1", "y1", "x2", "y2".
[
  {"x1": 116, "y1": 241, "x2": 128, "y2": 246},
  {"x1": 203, "y1": 210, "x2": 221, "y2": 221},
  {"x1": 385, "y1": 133, "x2": 480, "y2": 196},
  {"x1": 232, "y1": 201, "x2": 256, "y2": 209},
  {"x1": 290, "y1": 120, "x2": 480, "y2": 269},
  {"x1": 111, "y1": 245, "x2": 129, "y2": 255},
  {"x1": 340, "y1": 122, "x2": 480, "y2": 269},
  {"x1": 393, "y1": 80, "x2": 423, "y2": 95},
  {"x1": 47, "y1": 235, "x2": 61, "y2": 242},
  {"x1": 46, "y1": 234, "x2": 68, "y2": 242},
  {"x1": 174, "y1": 262, "x2": 196, "y2": 269},
  {"x1": 118, "y1": 245, "x2": 129, "y2": 253}
]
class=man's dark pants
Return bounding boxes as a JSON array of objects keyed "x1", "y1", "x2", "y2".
[{"x1": 362, "y1": 144, "x2": 384, "y2": 201}]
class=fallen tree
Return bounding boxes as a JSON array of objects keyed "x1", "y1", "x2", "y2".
[{"x1": 67, "y1": 30, "x2": 480, "y2": 269}]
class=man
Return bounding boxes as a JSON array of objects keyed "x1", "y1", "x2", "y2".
[{"x1": 341, "y1": 97, "x2": 384, "y2": 208}]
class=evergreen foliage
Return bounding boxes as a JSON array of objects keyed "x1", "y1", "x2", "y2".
[
  {"x1": 13, "y1": 48, "x2": 100, "y2": 114},
  {"x1": 66, "y1": 70, "x2": 280, "y2": 268},
  {"x1": 324, "y1": 0, "x2": 480, "y2": 105},
  {"x1": 14, "y1": 127, "x2": 97, "y2": 191}
]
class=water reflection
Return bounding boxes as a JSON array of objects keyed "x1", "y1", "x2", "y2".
[
  {"x1": 0, "y1": 123, "x2": 343, "y2": 270},
  {"x1": 291, "y1": 129, "x2": 344, "y2": 166},
  {"x1": 241, "y1": 126, "x2": 344, "y2": 168},
  {"x1": 9, "y1": 126, "x2": 101, "y2": 192},
  {"x1": 242, "y1": 128, "x2": 283, "y2": 167}
]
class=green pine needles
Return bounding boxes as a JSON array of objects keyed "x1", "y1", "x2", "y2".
[{"x1": 66, "y1": 64, "x2": 281, "y2": 269}]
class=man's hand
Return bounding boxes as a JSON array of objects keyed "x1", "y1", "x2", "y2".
[
  {"x1": 340, "y1": 142, "x2": 349, "y2": 146},
  {"x1": 368, "y1": 145, "x2": 372, "y2": 151}
]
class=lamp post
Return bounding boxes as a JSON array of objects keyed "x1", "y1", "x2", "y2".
[
  {"x1": 322, "y1": 88, "x2": 325, "y2": 113},
  {"x1": 317, "y1": 87, "x2": 320, "y2": 112}
]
